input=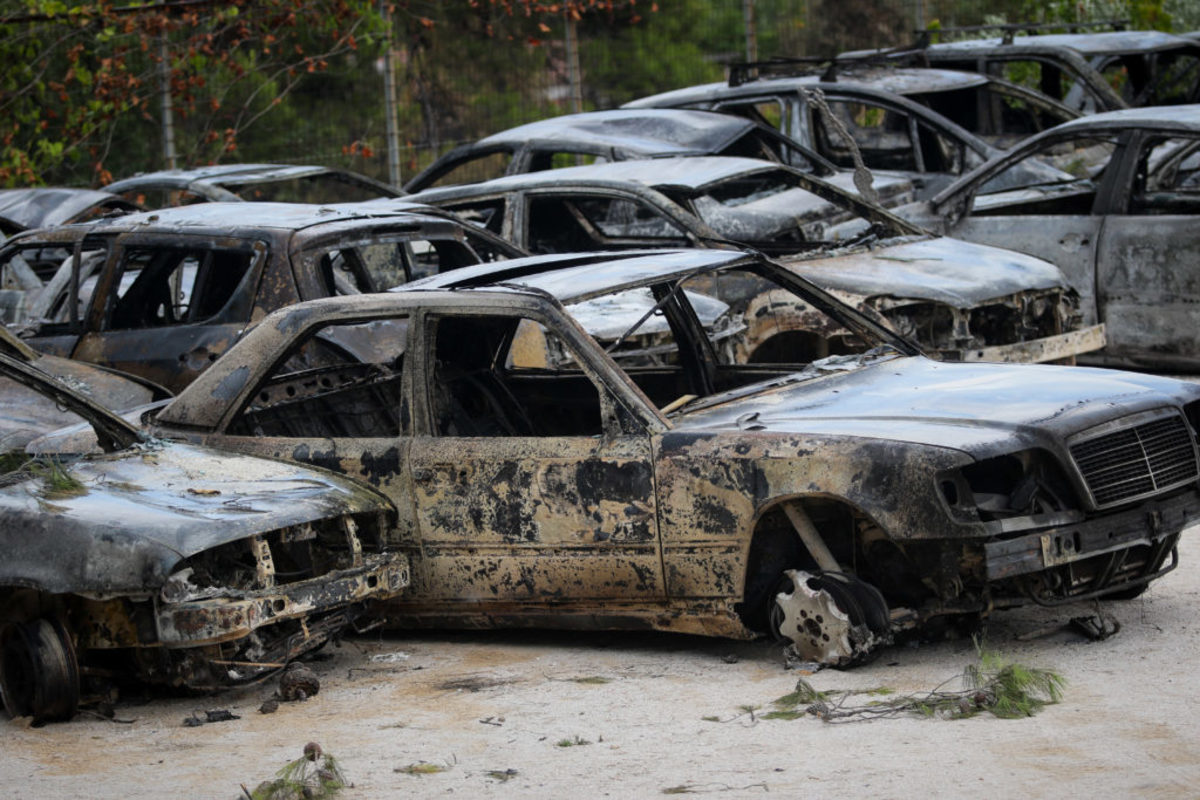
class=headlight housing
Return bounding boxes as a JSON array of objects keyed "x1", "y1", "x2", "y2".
[{"x1": 939, "y1": 448, "x2": 1079, "y2": 522}]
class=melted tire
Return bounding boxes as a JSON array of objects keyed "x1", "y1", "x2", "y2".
[{"x1": 0, "y1": 618, "x2": 79, "y2": 723}]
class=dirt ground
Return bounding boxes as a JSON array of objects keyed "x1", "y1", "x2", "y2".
[{"x1": 3, "y1": 539, "x2": 1199, "y2": 800}]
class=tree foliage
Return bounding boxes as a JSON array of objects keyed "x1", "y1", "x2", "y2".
[{"x1": 0, "y1": 0, "x2": 387, "y2": 187}]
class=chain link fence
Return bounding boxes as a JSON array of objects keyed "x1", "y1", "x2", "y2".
[{"x1": 14, "y1": 0, "x2": 1200, "y2": 188}]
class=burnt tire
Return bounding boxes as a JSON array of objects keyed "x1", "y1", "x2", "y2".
[{"x1": 0, "y1": 618, "x2": 79, "y2": 723}]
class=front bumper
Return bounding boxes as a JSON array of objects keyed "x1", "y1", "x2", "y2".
[
  {"x1": 982, "y1": 488, "x2": 1196, "y2": 603},
  {"x1": 951, "y1": 323, "x2": 1106, "y2": 364},
  {"x1": 155, "y1": 552, "x2": 410, "y2": 647}
]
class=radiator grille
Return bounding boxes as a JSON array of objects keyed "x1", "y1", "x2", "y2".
[{"x1": 1070, "y1": 412, "x2": 1198, "y2": 508}]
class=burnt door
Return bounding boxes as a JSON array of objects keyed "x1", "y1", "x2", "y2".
[
  {"x1": 71, "y1": 240, "x2": 268, "y2": 392},
  {"x1": 207, "y1": 315, "x2": 420, "y2": 549},
  {"x1": 1094, "y1": 132, "x2": 1200, "y2": 367},
  {"x1": 406, "y1": 311, "x2": 663, "y2": 605}
]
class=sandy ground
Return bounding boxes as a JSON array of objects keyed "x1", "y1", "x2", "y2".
[{"x1": 3, "y1": 539, "x2": 1199, "y2": 800}]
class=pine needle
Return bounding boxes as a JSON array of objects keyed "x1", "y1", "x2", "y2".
[{"x1": 765, "y1": 641, "x2": 1064, "y2": 723}]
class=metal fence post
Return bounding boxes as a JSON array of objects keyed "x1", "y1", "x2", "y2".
[
  {"x1": 159, "y1": 34, "x2": 176, "y2": 170},
  {"x1": 382, "y1": 0, "x2": 402, "y2": 186}
]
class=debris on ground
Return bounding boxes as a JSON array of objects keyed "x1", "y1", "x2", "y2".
[
  {"x1": 183, "y1": 709, "x2": 241, "y2": 727},
  {"x1": 555, "y1": 735, "x2": 592, "y2": 747},
  {"x1": 662, "y1": 782, "x2": 769, "y2": 794},
  {"x1": 259, "y1": 699, "x2": 279, "y2": 715},
  {"x1": 243, "y1": 741, "x2": 346, "y2": 800},
  {"x1": 1014, "y1": 605, "x2": 1122, "y2": 642},
  {"x1": 486, "y1": 769, "x2": 519, "y2": 782},
  {"x1": 1070, "y1": 612, "x2": 1121, "y2": 641},
  {"x1": 279, "y1": 664, "x2": 320, "y2": 702},
  {"x1": 394, "y1": 762, "x2": 451, "y2": 775},
  {"x1": 766, "y1": 646, "x2": 1064, "y2": 723}
]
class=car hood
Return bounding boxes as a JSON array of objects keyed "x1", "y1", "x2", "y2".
[
  {"x1": 672, "y1": 356, "x2": 1200, "y2": 457},
  {"x1": 0, "y1": 354, "x2": 160, "y2": 452},
  {"x1": 0, "y1": 441, "x2": 391, "y2": 595},
  {"x1": 781, "y1": 236, "x2": 1066, "y2": 307}
]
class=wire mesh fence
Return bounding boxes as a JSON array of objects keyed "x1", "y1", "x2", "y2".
[{"x1": 7, "y1": 0, "x2": 1200, "y2": 189}]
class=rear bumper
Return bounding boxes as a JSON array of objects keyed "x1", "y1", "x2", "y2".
[{"x1": 155, "y1": 552, "x2": 410, "y2": 647}]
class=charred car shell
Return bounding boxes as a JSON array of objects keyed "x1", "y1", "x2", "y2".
[
  {"x1": 104, "y1": 163, "x2": 403, "y2": 208},
  {"x1": 0, "y1": 351, "x2": 408, "y2": 723},
  {"x1": 147, "y1": 249, "x2": 1200, "y2": 667},
  {"x1": 625, "y1": 66, "x2": 1079, "y2": 197},
  {"x1": 898, "y1": 105, "x2": 1200, "y2": 370},
  {"x1": 411, "y1": 156, "x2": 1103, "y2": 364},
  {"x1": 401, "y1": 107, "x2": 914, "y2": 208}
]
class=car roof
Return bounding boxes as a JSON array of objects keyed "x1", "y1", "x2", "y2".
[
  {"x1": 0, "y1": 188, "x2": 139, "y2": 231},
  {"x1": 475, "y1": 108, "x2": 766, "y2": 154},
  {"x1": 625, "y1": 66, "x2": 992, "y2": 108},
  {"x1": 5, "y1": 200, "x2": 463, "y2": 240},
  {"x1": 1040, "y1": 104, "x2": 1200, "y2": 134},
  {"x1": 924, "y1": 30, "x2": 1197, "y2": 56},
  {"x1": 413, "y1": 155, "x2": 780, "y2": 200},
  {"x1": 107, "y1": 163, "x2": 344, "y2": 190},
  {"x1": 406, "y1": 248, "x2": 750, "y2": 302}
]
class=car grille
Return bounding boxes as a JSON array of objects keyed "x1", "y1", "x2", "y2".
[{"x1": 1069, "y1": 410, "x2": 1199, "y2": 509}]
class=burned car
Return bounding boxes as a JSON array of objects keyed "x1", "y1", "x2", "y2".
[
  {"x1": 0, "y1": 351, "x2": 409, "y2": 722},
  {"x1": 0, "y1": 188, "x2": 142, "y2": 238},
  {"x1": 625, "y1": 64, "x2": 1078, "y2": 197},
  {"x1": 849, "y1": 28, "x2": 1200, "y2": 113},
  {"x1": 145, "y1": 248, "x2": 1200, "y2": 667},
  {"x1": 105, "y1": 163, "x2": 402, "y2": 209},
  {"x1": 411, "y1": 156, "x2": 1104, "y2": 363},
  {"x1": 0, "y1": 326, "x2": 168, "y2": 452},
  {"x1": 898, "y1": 105, "x2": 1200, "y2": 371},
  {"x1": 0, "y1": 202, "x2": 524, "y2": 392},
  {"x1": 401, "y1": 108, "x2": 915, "y2": 208}
]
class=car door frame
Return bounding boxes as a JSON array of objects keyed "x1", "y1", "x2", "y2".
[
  {"x1": 513, "y1": 184, "x2": 711, "y2": 252},
  {"x1": 403, "y1": 298, "x2": 670, "y2": 608}
]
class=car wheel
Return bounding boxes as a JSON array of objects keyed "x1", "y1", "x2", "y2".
[
  {"x1": 770, "y1": 570, "x2": 891, "y2": 667},
  {"x1": 0, "y1": 618, "x2": 80, "y2": 723}
]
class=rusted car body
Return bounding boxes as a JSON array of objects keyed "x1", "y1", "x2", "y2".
[
  {"x1": 411, "y1": 156, "x2": 1104, "y2": 364},
  {"x1": 625, "y1": 66, "x2": 1078, "y2": 197},
  {"x1": 0, "y1": 202, "x2": 524, "y2": 392},
  {"x1": 898, "y1": 105, "x2": 1200, "y2": 371},
  {"x1": 104, "y1": 163, "x2": 402, "y2": 209},
  {"x1": 401, "y1": 108, "x2": 916, "y2": 208},
  {"x1": 0, "y1": 352, "x2": 408, "y2": 722},
  {"x1": 145, "y1": 249, "x2": 1200, "y2": 667},
  {"x1": 849, "y1": 30, "x2": 1200, "y2": 113}
]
